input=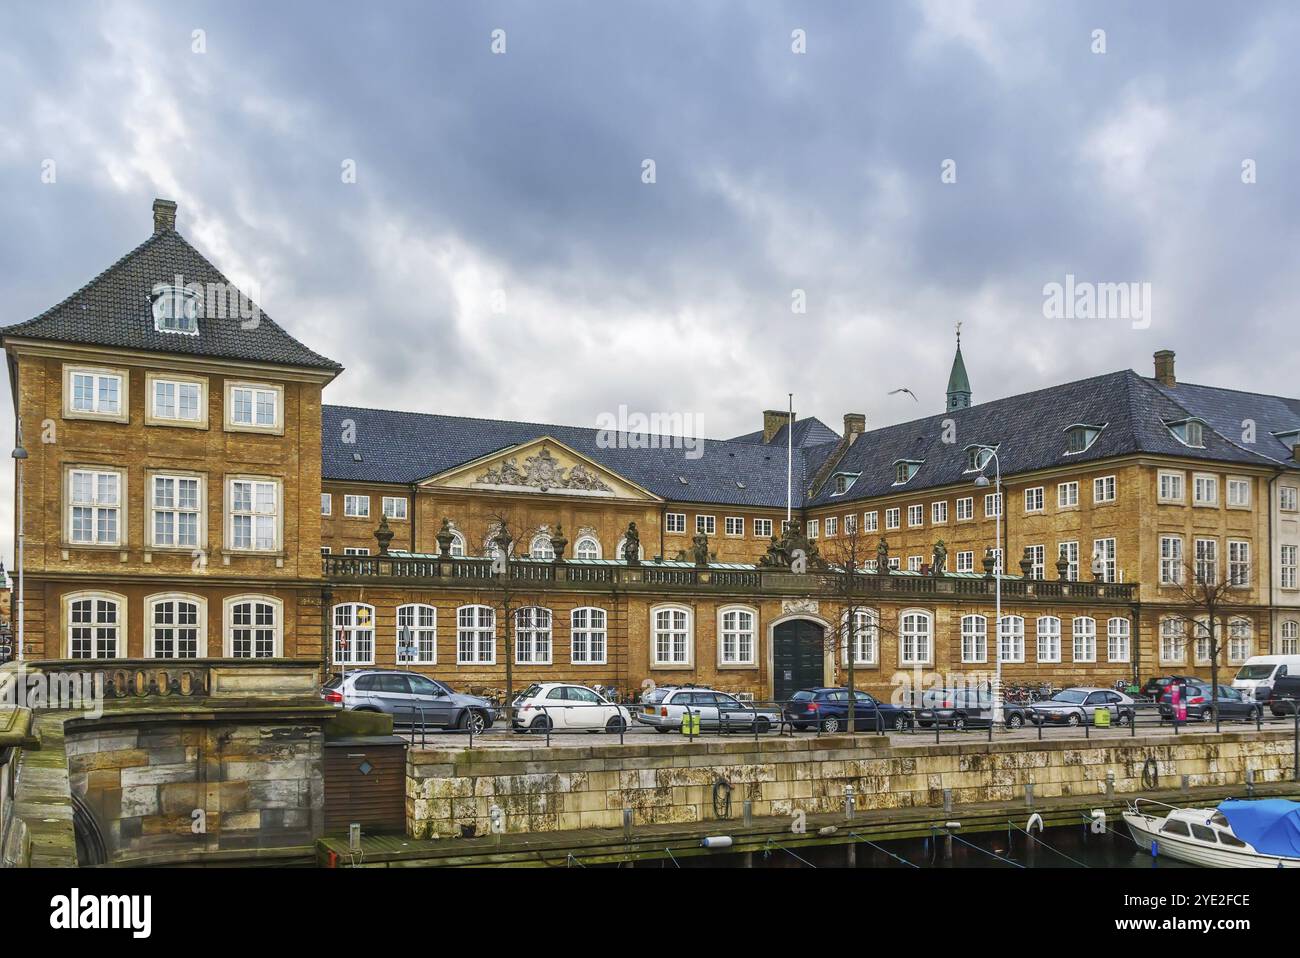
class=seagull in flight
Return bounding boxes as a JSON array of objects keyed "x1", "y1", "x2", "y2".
[{"x1": 888, "y1": 387, "x2": 918, "y2": 402}]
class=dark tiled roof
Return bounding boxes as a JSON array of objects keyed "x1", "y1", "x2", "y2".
[
  {"x1": 322, "y1": 405, "x2": 809, "y2": 508},
  {"x1": 1147, "y1": 379, "x2": 1300, "y2": 467},
  {"x1": 729, "y1": 416, "x2": 840, "y2": 448},
  {"x1": 1, "y1": 229, "x2": 341, "y2": 373}
]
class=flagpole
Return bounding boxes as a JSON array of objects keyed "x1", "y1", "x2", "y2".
[{"x1": 786, "y1": 393, "x2": 793, "y2": 526}]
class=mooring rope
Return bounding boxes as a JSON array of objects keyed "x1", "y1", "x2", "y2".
[
  {"x1": 1005, "y1": 819, "x2": 1090, "y2": 868},
  {"x1": 943, "y1": 829, "x2": 1026, "y2": 867},
  {"x1": 762, "y1": 837, "x2": 818, "y2": 868},
  {"x1": 849, "y1": 832, "x2": 920, "y2": 868}
]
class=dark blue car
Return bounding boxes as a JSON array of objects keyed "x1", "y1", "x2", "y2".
[{"x1": 783, "y1": 687, "x2": 912, "y2": 732}]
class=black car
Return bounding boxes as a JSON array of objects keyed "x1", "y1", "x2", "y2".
[
  {"x1": 1158, "y1": 683, "x2": 1262, "y2": 723},
  {"x1": 1141, "y1": 674, "x2": 1204, "y2": 700},
  {"x1": 783, "y1": 687, "x2": 913, "y2": 733},
  {"x1": 1270, "y1": 675, "x2": 1300, "y2": 716},
  {"x1": 916, "y1": 688, "x2": 1031, "y2": 730}
]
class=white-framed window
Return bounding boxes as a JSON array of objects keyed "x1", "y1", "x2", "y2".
[
  {"x1": 839, "y1": 608, "x2": 878, "y2": 666},
  {"x1": 344, "y1": 547, "x2": 370, "y2": 556},
  {"x1": 225, "y1": 595, "x2": 282, "y2": 658},
  {"x1": 333, "y1": 603, "x2": 375, "y2": 665},
  {"x1": 1193, "y1": 473, "x2": 1218, "y2": 506},
  {"x1": 1280, "y1": 620, "x2": 1299, "y2": 655},
  {"x1": 960, "y1": 614, "x2": 987, "y2": 664},
  {"x1": 571, "y1": 607, "x2": 608, "y2": 665},
  {"x1": 225, "y1": 381, "x2": 283, "y2": 433},
  {"x1": 1194, "y1": 537, "x2": 1218, "y2": 583},
  {"x1": 396, "y1": 603, "x2": 437, "y2": 664},
  {"x1": 907, "y1": 504, "x2": 924, "y2": 527},
  {"x1": 956, "y1": 550, "x2": 974, "y2": 573},
  {"x1": 1157, "y1": 470, "x2": 1185, "y2": 503},
  {"x1": 574, "y1": 535, "x2": 602, "y2": 560},
  {"x1": 457, "y1": 605, "x2": 496, "y2": 664},
  {"x1": 227, "y1": 477, "x2": 281, "y2": 552},
  {"x1": 321, "y1": 547, "x2": 331, "y2": 555},
  {"x1": 989, "y1": 548, "x2": 1003, "y2": 574},
  {"x1": 64, "y1": 365, "x2": 127, "y2": 422},
  {"x1": 147, "y1": 375, "x2": 205, "y2": 426},
  {"x1": 1192, "y1": 618, "x2": 1213, "y2": 664},
  {"x1": 515, "y1": 607, "x2": 553, "y2": 664},
  {"x1": 834, "y1": 475, "x2": 852, "y2": 495},
  {"x1": 1072, "y1": 617, "x2": 1096, "y2": 662},
  {"x1": 67, "y1": 467, "x2": 123, "y2": 546},
  {"x1": 1160, "y1": 617, "x2": 1185, "y2": 664},
  {"x1": 999, "y1": 615, "x2": 1025, "y2": 663},
  {"x1": 1093, "y1": 538, "x2": 1116, "y2": 582},
  {"x1": 1093, "y1": 476, "x2": 1117, "y2": 504},
  {"x1": 1057, "y1": 481, "x2": 1079, "y2": 508},
  {"x1": 448, "y1": 530, "x2": 467, "y2": 557},
  {"x1": 753, "y1": 518, "x2": 773, "y2": 539},
  {"x1": 344, "y1": 494, "x2": 370, "y2": 518},
  {"x1": 666, "y1": 513, "x2": 686, "y2": 533},
  {"x1": 899, "y1": 610, "x2": 933, "y2": 665},
  {"x1": 1228, "y1": 540, "x2": 1251, "y2": 587},
  {"x1": 651, "y1": 605, "x2": 692, "y2": 667},
  {"x1": 1107, "y1": 617, "x2": 1131, "y2": 663},
  {"x1": 844, "y1": 514, "x2": 858, "y2": 535},
  {"x1": 1280, "y1": 486, "x2": 1299, "y2": 512},
  {"x1": 863, "y1": 511, "x2": 878, "y2": 533},
  {"x1": 983, "y1": 493, "x2": 1002, "y2": 518},
  {"x1": 825, "y1": 516, "x2": 839, "y2": 537},
  {"x1": 807, "y1": 519, "x2": 819, "y2": 539},
  {"x1": 1025, "y1": 544, "x2": 1045, "y2": 579},
  {"x1": 149, "y1": 473, "x2": 203, "y2": 549},
  {"x1": 908, "y1": 556, "x2": 923, "y2": 572},
  {"x1": 1228, "y1": 617, "x2": 1252, "y2": 664},
  {"x1": 885, "y1": 508, "x2": 901, "y2": 530},
  {"x1": 1036, "y1": 616, "x2": 1061, "y2": 663},
  {"x1": 696, "y1": 515, "x2": 716, "y2": 535},
  {"x1": 1227, "y1": 478, "x2": 1251, "y2": 509},
  {"x1": 1024, "y1": 487, "x2": 1044, "y2": 513},
  {"x1": 66, "y1": 592, "x2": 125, "y2": 659},
  {"x1": 931, "y1": 502, "x2": 948, "y2": 525},
  {"x1": 724, "y1": 516, "x2": 744, "y2": 537},
  {"x1": 1159, "y1": 535, "x2": 1183, "y2": 585},
  {"x1": 320, "y1": 493, "x2": 332, "y2": 516},
  {"x1": 1058, "y1": 541, "x2": 1079, "y2": 581},
  {"x1": 719, "y1": 606, "x2": 758, "y2": 666},
  {"x1": 955, "y1": 497, "x2": 973, "y2": 521},
  {"x1": 888, "y1": 557, "x2": 901, "y2": 570},
  {"x1": 382, "y1": 496, "x2": 408, "y2": 520},
  {"x1": 1282, "y1": 544, "x2": 1299, "y2": 590},
  {"x1": 529, "y1": 534, "x2": 555, "y2": 560},
  {"x1": 147, "y1": 594, "x2": 205, "y2": 658},
  {"x1": 151, "y1": 284, "x2": 200, "y2": 333}
]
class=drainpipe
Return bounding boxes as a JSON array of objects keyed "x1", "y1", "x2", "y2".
[
  {"x1": 1130, "y1": 603, "x2": 1141, "y2": 689},
  {"x1": 1268, "y1": 469, "x2": 1282, "y2": 653},
  {"x1": 659, "y1": 504, "x2": 666, "y2": 560},
  {"x1": 409, "y1": 483, "x2": 418, "y2": 552}
]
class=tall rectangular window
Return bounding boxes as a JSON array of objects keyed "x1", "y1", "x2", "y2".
[
  {"x1": 1159, "y1": 535, "x2": 1183, "y2": 584},
  {"x1": 1158, "y1": 471, "x2": 1184, "y2": 502},
  {"x1": 151, "y1": 474, "x2": 201, "y2": 548},
  {"x1": 151, "y1": 378, "x2": 202, "y2": 422},
  {"x1": 1193, "y1": 474, "x2": 1218, "y2": 506},
  {"x1": 696, "y1": 515, "x2": 716, "y2": 535},
  {"x1": 984, "y1": 493, "x2": 1002, "y2": 518},
  {"x1": 571, "y1": 608, "x2": 608, "y2": 665},
  {"x1": 1023, "y1": 487, "x2": 1044, "y2": 513},
  {"x1": 1092, "y1": 538, "x2": 1116, "y2": 582},
  {"x1": 665, "y1": 513, "x2": 686, "y2": 533},
  {"x1": 1057, "y1": 481, "x2": 1079, "y2": 508},
  {"x1": 907, "y1": 504, "x2": 924, "y2": 527},
  {"x1": 955, "y1": 497, "x2": 973, "y2": 520},
  {"x1": 1058, "y1": 541, "x2": 1079, "y2": 580},
  {"x1": 1227, "y1": 478, "x2": 1250, "y2": 508},
  {"x1": 931, "y1": 501, "x2": 948, "y2": 524},
  {"x1": 1194, "y1": 538, "x2": 1218, "y2": 583},
  {"x1": 1282, "y1": 545, "x2": 1299, "y2": 590},
  {"x1": 68, "y1": 469, "x2": 121, "y2": 545},
  {"x1": 229, "y1": 478, "x2": 279, "y2": 551},
  {"x1": 885, "y1": 508, "x2": 901, "y2": 529},
  {"x1": 1228, "y1": 540, "x2": 1250, "y2": 587},
  {"x1": 863, "y1": 511, "x2": 878, "y2": 532},
  {"x1": 1093, "y1": 476, "x2": 1117, "y2": 503},
  {"x1": 1025, "y1": 544, "x2": 1045, "y2": 579}
]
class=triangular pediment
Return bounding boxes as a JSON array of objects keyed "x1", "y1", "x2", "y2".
[{"x1": 420, "y1": 436, "x2": 660, "y2": 500}]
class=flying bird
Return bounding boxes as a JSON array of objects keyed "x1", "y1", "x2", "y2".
[{"x1": 889, "y1": 387, "x2": 918, "y2": 402}]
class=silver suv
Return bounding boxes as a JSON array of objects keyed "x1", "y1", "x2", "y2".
[
  {"x1": 635, "y1": 685, "x2": 779, "y2": 733},
  {"x1": 322, "y1": 670, "x2": 497, "y2": 733}
]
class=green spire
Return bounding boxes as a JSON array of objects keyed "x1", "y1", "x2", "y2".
[{"x1": 946, "y1": 324, "x2": 971, "y2": 411}]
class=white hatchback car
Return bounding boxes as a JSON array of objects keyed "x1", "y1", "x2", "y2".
[{"x1": 512, "y1": 683, "x2": 632, "y2": 733}]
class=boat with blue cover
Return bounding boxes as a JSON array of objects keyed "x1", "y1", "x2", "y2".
[{"x1": 1123, "y1": 798, "x2": 1300, "y2": 867}]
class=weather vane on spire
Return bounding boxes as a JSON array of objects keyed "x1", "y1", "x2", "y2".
[{"x1": 955, "y1": 321, "x2": 962, "y2": 347}]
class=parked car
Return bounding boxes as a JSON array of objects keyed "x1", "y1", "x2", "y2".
[
  {"x1": 782, "y1": 687, "x2": 913, "y2": 733},
  {"x1": 916, "y1": 687, "x2": 1030, "y2": 730},
  {"x1": 1141, "y1": 674, "x2": 1204, "y2": 701},
  {"x1": 512, "y1": 683, "x2": 632, "y2": 733},
  {"x1": 1028, "y1": 687, "x2": 1136, "y2": 727},
  {"x1": 636, "y1": 685, "x2": 780, "y2": 733},
  {"x1": 1269, "y1": 675, "x2": 1300, "y2": 716},
  {"x1": 1232, "y1": 655, "x2": 1300, "y2": 702},
  {"x1": 1159, "y1": 682, "x2": 1262, "y2": 723},
  {"x1": 321, "y1": 670, "x2": 497, "y2": 733}
]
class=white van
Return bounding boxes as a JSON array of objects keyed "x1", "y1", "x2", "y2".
[{"x1": 1231, "y1": 655, "x2": 1300, "y2": 701}]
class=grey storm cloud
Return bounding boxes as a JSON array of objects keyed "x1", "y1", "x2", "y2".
[{"x1": 2, "y1": 0, "x2": 1300, "y2": 565}]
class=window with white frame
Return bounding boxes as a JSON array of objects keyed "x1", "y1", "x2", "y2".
[
  {"x1": 1072, "y1": 617, "x2": 1096, "y2": 662},
  {"x1": 571, "y1": 607, "x2": 608, "y2": 664},
  {"x1": 1194, "y1": 538, "x2": 1218, "y2": 583},
  {"x1": 1193, "y1": 619, "x2": 1213, "y2": 664},
  {"x1": 320, "y1": 493, "x2": 332, "y2": 516},
  {"x1": 1157, "y1": 471, "x2": 1184, "y2": 503},
  {"x1": 1024, "y1": 487, "x2": 1044, "y2": 513},
  {"x1": 1228, "y1": 618, "x2": 1252, "y2": 663},
  {"x1": 1093, "y1": 538, "x2": 1116, "y2": 582},
  {"x1": 1227, "y1": 478, "x2": 1250, "y2": 508},
  {"x1": 148, "y1": 595, "x2": 202, "y2": 658},
  {"x1": 228, "y1": 478, "x2": 280, "y2": 551},
  {"x1": 652, "y1": 606, "x2": 691, "y2": 666},
  {"x1": 888, "y1": 557, "x2": 900, "y2": 570},
  {"x1": 844, "y1": 514, "x2": 857, "y2": 535},
  {"x1": 227, "y1": 382, "x2": 281, "y2": 430},
  {"x1": 457, "y1": 605, "x2": 496, "y2": 664},
  {"x1": 1107, "y1": 617, "x2": 1131, "y2": 663},
  {"x1": 1193, "y1": 474, "x2": 1218, "y2": 506},
  {"x1": 1025, "y1": 544, "x2": 1045, "y2": 579},
  {"x1": 841, "y1": 609, "x2": 878, "y2": 666},
  {"x1": 151, "y1": 285, "x2": 200, "y2": 333},
  {"x1": 1228, "y1": 540, "x2": 1251, "y2": 587},
  {"x1": 150, "y1": 474, "x2": 202, "y2": 549},
  {"x1": 807, "y1": 519, "x2": 819, "y2": 539},
  {"x1": 66, "y1": 367, "x2": 124, "y2": 419},
  {"x1": 382, "y1": 496, "x2": 408, "y2": 520},
  {"x1": 1036, "y1": 616, "x2": 1061, "y2": 663},
  {"x1": 885, "y1": 508, "x2": 901, "y2": 529},
  {"x1": 150, "y1": 376, "x2": 203, "y2": 424},
  {"x1": 984, "y1": 493, "x2": 1001, "y2": 518},
  {"x1": 515, "y1": 607, "x2": 552, "y2": 664},
  {"x1": 908, "y1": 556, "x2": 922, "y2": 572},
  {"x1": 396, "y1": 603, "x2": 437, "y2": 664},
  {"x1": 1280, "y1": 486, "x2": 1299, "y2": 512},
  {"x1": 961, "y1": 614, "x2": 987, "y2": 663},
  {"x1": 825, "y1": 516, "x2": 838, "y2": 537},
  {"x1": 725, "y1": 516, "x2": 744, "y2": 537},
  {"x1": 344, "y1": 495, "x2": 370, "y2": 518},
  {"x1": 956, "y1": 550, "x2": 974, "y2": 573},
  {"x1": 1057, "y1": 481, "x2": 1079, "y2": 508},
  {"x1": 1093, "y1": 476, "x2": 1117, "y2": 504},
  {"x1": 1282, "y1": 544, "x2": 1299, "y2": 590},
  {"x1": 666, "y1": 513, "x2": 686, "y2": 533},
  {"x1": 899, "y1": 610, "x2": 932, "y2": 665},
  {"x1": 989, "y1": 548, "x2": 1003, "y2": 574},
  {"x1": 574, "y1": 535, "x2": 601, "y2": 560},
  {"x1": 955, "y1": 497, "x2": 973, "y2": 521},
  {"x1": 999, "y1": 615, "x2": 1025, "y2": 663},
  {"x1": 1280, "y1": 620, "x2": 1299, "y2": 655},
  {"x1": 227, "y1": 596, "x2": 280, "y2": 657},
  {"x1": 753, "y1": 518, "x2": 773, "y2": 539},
  {"x1": 67, "y1": 593, "x2": 122, "y2": 659},
  {"x1": 931, "y1": 501, "x2": 948, "y2": 524},
  {"x1": 719, "y1": 607, "x2": 757, "y2": 666},
  {"x1": 696, "y1": 515, "x2": 716, "y2": 535},
  {"x1": 343, "y1": 547, "x2": 370, "y2": 556},
  {"x1": 448, "y1": 530, "x2": 466, "y2": 557},
  {"x1": 907, "y1": 504, "x2": 924, "y2": 527},
  {"x1": 1159, "y1": 535, "x2": 1183, "y2": 585},
  {"x1": 1059, "y1": 541, "x2": 1079, "y2": 580},
  {"x1": 529, "y1": 534, "x2": 555, "y2": 560},
  {"x1": 1160, "y1": 617, "x2": 1185, "y2": 664},
  {"x1": 68, "y1": 468, "x2": 123, "y2": 546},
  {"x1": 863, "y1": 511, "x2": 878, "y2": 533},
  {"x1": 333, "y1": 603, "x2": 375, "y2": 665}
]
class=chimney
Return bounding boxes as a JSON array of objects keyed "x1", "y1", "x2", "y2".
[
  {"x1": 1153, "y1": 349, "x2": 1176, "y2": 387},
  {"x1": 763, "y1": 409, "x2": 791, "y2": 444},
  {"x1": 843, "y1": 413, "x2": 866, "y2": 445},
  {"x1": 152, "y1": 198, "x2": 178, "y2": 234}
]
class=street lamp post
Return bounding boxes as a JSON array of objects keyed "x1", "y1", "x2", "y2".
[
  {"x1": 12, "y1": 436, "x2": 27, "y2": 663},
  {"x1": 974, "y1": 447, "x2": 1003, "y2": 729}
]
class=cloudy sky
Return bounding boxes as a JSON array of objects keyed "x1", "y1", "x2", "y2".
[{"x1": 2, "y1": 0, "x2": 1299, "y2": 565}]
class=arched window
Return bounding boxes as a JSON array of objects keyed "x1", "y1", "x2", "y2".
[
  {"x1": 147, "y1": 594, "x2": 205, "y2": 658},
  {"x1": 514, "y1": 607, "x2": 552, "y2": 664},
  {"x1": 571, "y1": 607, "x2": 607, "y2": 665},
  {"x1": 840, "y1": 608, "x2": 877, "y2": 667},
  {"x1": 1036, "y1": 616, "x2": 1061, "y2": 663},
  {"x1": 225, "y1": 595, "x2": 281, "y2": 658},
  {"x1": 457, "y1": 605, "x2": 496, "y2": 664},
  {"x1": 616, "y1": 536, "x2": 645, "y2": 562},
  {"x1": 999, "y1": 615, "x2": 1025, "y2": 664},
  {"x1": 899, "y1": 610, "x2": 932, "y2": 665},
  {"x1": 333, "y1": 603, "x2": 375, "y2": 665},
  {"x1": 1072, "y1": 616, "x2": 1096, "y2": 663},
  {"x1": 1160, "y1": 617, "x2": 1186, "y2": 664},
  {"x1": 1107, "y1": 617, "x2": 1131, "y2": 663},
  {"x1": 529, "y1": 535, "x2": 555, "y2": 560},
  {"x1": 396, "y1": 604, "x2": 437, "y2": 664},
  {"x1": 1228, "y1": 617, "x2": 1252, "y2": 664},
  {"x1": 1281, "y1": 620, "x2": 1299, "y2": 655},
  {"x1": 66, "y1": 592, "x2": 125, "y2": 659},
  {"x1": 448, "y1": 530, "x2": 466, "y2": 557},
  {"x1": 651, "y1": 604, "x2": 692, "y2": 666},
  {"x1": 960, "y1": 614, "x2": 987, "y2": 664},
  {"x1": 719, "y1": 605, "x2": 758, "y2": 666},
  {"x1": 574, "y1": 535, "x2": 602, "y2": 560}
]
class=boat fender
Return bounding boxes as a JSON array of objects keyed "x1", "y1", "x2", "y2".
[
  {"x1": 700, "y1": 836, "x2": 733, "y2": 849},
  {"x1": 1090, "y1": 809, "x2": 1106, "y2": 835},
  {"x1": 1026, "y1": 813, "x2": 1044, "y2": 834}
]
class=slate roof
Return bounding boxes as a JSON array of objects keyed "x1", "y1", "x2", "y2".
[
  {"x1": 1, "y1": 228, "x2": 341, "y2": 373},
  {"x1": 1146, "y1": 379, "x2": 1300, "y2": 467},
  {"x1": 728, "y1": 416, "x2": 841, "y2": 448}
]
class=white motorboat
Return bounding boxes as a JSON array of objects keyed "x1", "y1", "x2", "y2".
[{"x1": 1123, "y1": 798, "x2": 1300, "y2": 868}]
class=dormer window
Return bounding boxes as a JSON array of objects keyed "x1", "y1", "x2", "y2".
[
  {"x1": 832, "y1": 473, "x2": 859, "y2": 495},
  {"x1": 151, "y1": 285, "x2": 200, "y2": 335},
  {"x1": 893, "y1": 460, "x2": 922, "y2": 485},
  {"x1": 1064, "y1": 423, "x2": 1105, "y2": 455},
  {"x1": 1271, "y1": 429, "x2": 1300, "y2": 457},
  {"x1": 1164, "y1": 417, "x2": 1206, "y2": 449},
  {"x1": 964, "y1": 444, "x2": 997, "y2": 472}
]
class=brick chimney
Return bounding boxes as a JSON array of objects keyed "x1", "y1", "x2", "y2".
[
  {"x1": 843, "y1": 412, "x2": 866, "y2": 445},
  {"x1": 763, "y1": 409, "x2": 792, "y2": 444},
  {"x1": 1153, "y1": 349, "x2": 1176, "y2": 387},
  {"x1": 152, "y1": 198, "x2": 178, "y2": 234}
]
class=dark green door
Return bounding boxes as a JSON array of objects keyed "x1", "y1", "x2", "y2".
[{"x1": 773, "y1": 619, "x2": 826, "y2": 702}]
